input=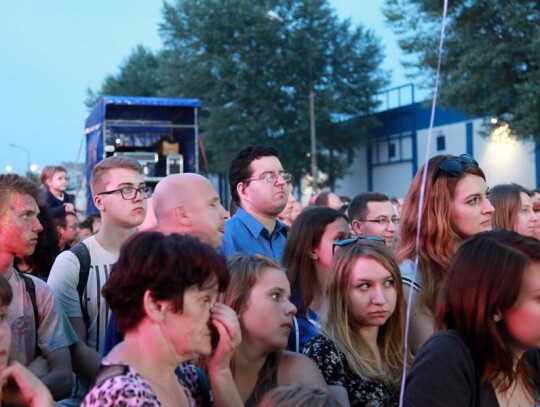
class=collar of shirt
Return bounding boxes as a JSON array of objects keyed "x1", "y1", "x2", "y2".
[{"x1": 234, "y1": 207, "x2": 288, "y2": 239}]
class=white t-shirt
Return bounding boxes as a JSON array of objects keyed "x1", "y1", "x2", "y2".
[
  {"x1": 48, "y1": 236, "x2": 118, "y2": 354},
  {"x1": 8, "y1": 269, "x2": 78, "y2": 365}
]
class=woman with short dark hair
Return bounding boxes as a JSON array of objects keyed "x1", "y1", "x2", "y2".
[{"x1": 81, "y1": 232, "x2": 239, "y2": 406}]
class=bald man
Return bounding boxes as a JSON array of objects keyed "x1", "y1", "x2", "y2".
[{"x1": 149, "y1": 173, "x2": 229, "y2": 249}]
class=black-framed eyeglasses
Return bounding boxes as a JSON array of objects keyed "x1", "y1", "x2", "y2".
[
  {"x1": 245, "y1": 171, "x2": 293, "y2": 184},
  {"x1": 332, "y1": 236, "x2": 385, "y2": 256},
  {"x1": 434, "y1": 153, "x2": 479, "y2": 181},
  {"x1": 97, "y1": 186, "x2": 152, "y2": 200},
  {"x1": 357, "y1": 217, "x2": 400, "y2": 226}
]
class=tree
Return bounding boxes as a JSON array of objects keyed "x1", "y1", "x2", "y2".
[
  {"x1": 383, "y1": 0, "x2": 540, "y2": 141},
  {"x1": 89, "y1": 0, "x2": 388, "y2": 182},
  {"x1": 85, "y1": 44, "x2": 163, "y2": 108}
]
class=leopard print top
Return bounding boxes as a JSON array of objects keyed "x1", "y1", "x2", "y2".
[{"x1": 80, "y1": 363, "x2": 195, "y2": 406}]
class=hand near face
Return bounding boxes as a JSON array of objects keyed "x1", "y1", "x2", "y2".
[
  {"x1": 207, "y1": 303, "x2": 241, "y2": 373},
  {"x1": 0, "y1": 361, "x2": 54, "y2": 407}
]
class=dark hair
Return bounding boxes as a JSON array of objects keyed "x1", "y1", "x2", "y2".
[
  {"x1": 282, "y1": 207, "x2": 347, "y2": 312},
  {"x1": 0, "y1": 174, "x2": 42, "y2": 218},
  {"x1": 490, "y1": 183, "x2": 532, "y2": 232},
  {"x1": 52, "y1": 211, "x2": 77, "y2": 229},
  {"x1": 228, "y1": 146, "x2": 279, "y2": 206},
  {"x1": 103, "y1": 232, "x2": 229, "y2": 334},
  {"x1": 348, "y1": 192, "x2": 390, "y2": 221},
  {"x1": 438, "y1": 230, "x2": 540, "y2": 394},
  {"x1": 79, "y1": 219, "x2": 93, "y2": 233},
  {"x1": 314, "y1": 192, "x2": 331, "y2": 207},
  {"x1": 0, "y1": 275, "x2": 13, "y2": 307},
  {"x1": 15, "y1": 204, "x2": 60, "y2": 281}
]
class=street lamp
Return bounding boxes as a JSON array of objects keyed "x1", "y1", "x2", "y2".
[
  {"x1": 267, "y1": 10, "x2": 319, "y2": 192},
  {"x1": 9, "y1": 143, "x2": 31, "y2": 174}
]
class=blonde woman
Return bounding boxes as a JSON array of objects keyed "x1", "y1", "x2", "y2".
[{"x1": 304, "y1": 241, "x2": 407, "y2": 406}]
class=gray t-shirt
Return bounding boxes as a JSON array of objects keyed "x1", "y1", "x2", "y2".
[
  {"x1": 48, "y1": 235, "x2": 117, "y2": 354},
  {"x1": 8, "y1": 269, "x2": 77, "y2": 365},
  {"x1": 400, "y1": 259, "x2": 422, "y2": 292}
]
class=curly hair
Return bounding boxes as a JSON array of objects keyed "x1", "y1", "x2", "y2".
[{"x1": 103, "y1": 232, "x2": 229, "y2": 334}]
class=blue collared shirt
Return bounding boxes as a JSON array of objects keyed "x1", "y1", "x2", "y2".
[{"x1": 221, "y1": 207, "x2": 288, "y2": 261}]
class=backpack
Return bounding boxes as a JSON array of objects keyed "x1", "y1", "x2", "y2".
[
  {"x1": 18, "y1": 272, "x2": 40, "y2": 356},
  {"x1": 69, "y1": 242, "x2": 92, "y2": 326}
]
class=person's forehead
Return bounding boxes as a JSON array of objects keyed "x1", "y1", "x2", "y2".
[
  {"x1": 101, "y1": 168, "x2": 144, "y2": 189},
  {"x1": 366, "y1": 200, "x2": 394, "y2": 216},
  {"x1": 248, "y1": 156, "x2": 283, "y2": 175},
  {"x1": 9, "y1": 193, "x2": 39, "y2": 211}
]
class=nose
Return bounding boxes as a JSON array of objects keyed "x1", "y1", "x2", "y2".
[
  {"x1": 275, "y1": 175, "x2": 286, "y2": 186},
  {"x1": 34, "y1": 218, "x2": 43, "y2": 233},
  {"x1": 482, "y1": 198, "x2": 495, "y2": 214},
  {"x1": 285, "y1": 299, "x2": 297, "y2": 316},
  {"x1": 387, "y1": 220, "x2": 397, "y2": 232},
  {"x1": 372, "y1": 285, "x2": 387, "y2": 305},
  {"x1": 219, "y1": 203, "x2": 229, "y2": 220},
  {"x1": 530, "y1": 210, "x2": 538, "y2": 223}
]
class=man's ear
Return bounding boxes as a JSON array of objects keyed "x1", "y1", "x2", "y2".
[
  {"x1": 351, "y1": 219, "x2": 362, "y2": 236},
  {"x1": 143, "y1": 290, "x2": 165, "y2": 323},
  {"x1": 237, "y1": 181, "x2": 247, "y2": 200},
  {"x1": 175, "y1": 205, "x2": 190, "y2": 226},
  {"x1": 93, "y1": 194, "x2": 105, "y2": 211}
]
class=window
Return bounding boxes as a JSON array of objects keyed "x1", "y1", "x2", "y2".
[
  {"x1": 389, "y1": 142, "x2": 396, "y2": 159},
  {"x1": 437, "y1": 134, "x2": 446, "y2": 151}
]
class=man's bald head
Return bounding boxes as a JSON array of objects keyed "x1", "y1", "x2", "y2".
[{"x1": 152, "y1": 174, "x2": 229, "y2": 249}]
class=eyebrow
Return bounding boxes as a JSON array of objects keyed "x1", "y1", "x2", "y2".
[{"x1": 115, "y1": 182, "x2": 145, "y2": 188}]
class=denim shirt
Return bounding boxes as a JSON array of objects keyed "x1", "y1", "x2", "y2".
[{"x1": 221, "y1": 207, "x2": 288, "y2": 261}]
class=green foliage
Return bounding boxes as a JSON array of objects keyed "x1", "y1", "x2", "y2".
[
  {"x1": 85, "y1": 44, "x2": 163, "y2": 108},
  {"x1": 383, "y1": 0, "x2": 540, "y2": 140},
  {"x1": 89, "y1": 0, "x2": 389, "y2": 182}
]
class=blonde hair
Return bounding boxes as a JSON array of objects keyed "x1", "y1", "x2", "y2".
[
  {"x1": 320, "y1": 241, "x2": 407, "y2": 389},
  {"x1": 90, "y1": 156, "x2": 142, "y2": 196},
  {"x1": 396, "y1": 154, "x2": 486, "y2": 312}
]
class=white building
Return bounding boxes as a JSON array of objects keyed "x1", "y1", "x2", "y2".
[{"x1": 335, "y1": 96, "x2": 537, "y2": 200}]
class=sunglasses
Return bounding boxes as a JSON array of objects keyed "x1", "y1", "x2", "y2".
[
  {"x1": 433, "y1": 153, "x2": 478, "y2": 181},
  {"x1": 332, "y1": 236, "x2": 385, "y2": 256}
]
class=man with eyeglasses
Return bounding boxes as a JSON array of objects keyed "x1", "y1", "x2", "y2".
[
  {"x1": 53, "y1": 212, "x2": 80, "y2": 251},
  {"x1": 222, "y1": 146, "x2": 290, "y2": 260},
  {"x1": 348, "y1": 192, "x2": 399, "y2": 248},
  {"x1": 48, "y1": 156, "x2": 148, "y2": 405}
]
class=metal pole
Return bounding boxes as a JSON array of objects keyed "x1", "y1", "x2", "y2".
[{"x1": 9, "y1": 143, "x2": 31, "y2": 174}]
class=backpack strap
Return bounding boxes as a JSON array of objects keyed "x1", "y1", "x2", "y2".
[
  {"x1": 18, "y1": 272, "x2": 40, "y2": 356},
  {"x1": 69, "y1": 242, "x2": 91, "y2": 327}
]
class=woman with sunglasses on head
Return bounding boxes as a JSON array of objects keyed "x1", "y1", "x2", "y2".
[
  {"x1": 489, "y1": 183, "x2": 538, "y2": 237},
  {"x1": 405, "y1": 231, "x2": 540, "y2": 406},
  {"x1": 303, "y1": 241, "x2": 407, "y2": 406},
  {"x1": 396, "y1": 154, "x2": 494, "y2": 354},
  {"x1": 282, "y1": 207, "x2": 351, "y2": 352},
  {"x1": 224, "y1": 254, "x2": 345, "y2": 406}
]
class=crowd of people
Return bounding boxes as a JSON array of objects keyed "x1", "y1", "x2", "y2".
[{"x1": 0, "y1": 146, "x2": 539, "y2": 406}]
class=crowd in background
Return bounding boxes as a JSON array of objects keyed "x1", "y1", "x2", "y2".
[{"x1": 0, "y1": 146, "x2": 539, "y2": 406}]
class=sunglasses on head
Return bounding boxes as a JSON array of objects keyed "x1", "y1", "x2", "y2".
[
  {"x1": 433, "y1": 153, "x2": 478, "y2": 181},
  {"x1": 332, "y1": 236, "x2": 385, "y2": 256}
]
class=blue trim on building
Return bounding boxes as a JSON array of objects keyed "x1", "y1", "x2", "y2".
[{"x1": 466, "y1": 122, "x2": 473, "y2": 155}]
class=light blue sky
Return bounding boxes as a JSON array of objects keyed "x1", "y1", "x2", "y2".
[{"x1": 0, "y1": 1, "x2": 421, "y2": 174}]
